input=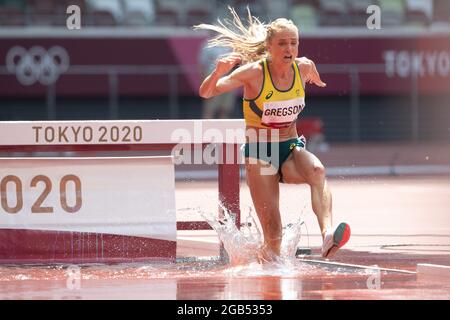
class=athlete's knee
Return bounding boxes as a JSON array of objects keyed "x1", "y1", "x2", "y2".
[
  {"x1": 313, "y1": 164, "x2": 325, "y2": 176},
  {"x1": 306, "y1": 164, "x2": 326, "y2": 183}
]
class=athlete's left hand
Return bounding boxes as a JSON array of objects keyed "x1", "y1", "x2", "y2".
[{"x1": 307, "y1": 60, "x2": 326, "y2": 87}]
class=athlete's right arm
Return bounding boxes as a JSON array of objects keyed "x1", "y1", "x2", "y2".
[{"x1": 199, "y1": 53, "x2": 249, "y2": 99}]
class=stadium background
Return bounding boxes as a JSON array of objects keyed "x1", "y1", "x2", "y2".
[{"x1": 0, "y1": 0, "x2": 449, "y2": 143}]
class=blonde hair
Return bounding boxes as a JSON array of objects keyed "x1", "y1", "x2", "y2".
[{"x1": 193, "y1": 7, "x2": 298, "y2": 64}]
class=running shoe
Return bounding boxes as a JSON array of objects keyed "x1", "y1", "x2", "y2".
[{"x1": 321, "y1": 222, "x2": 351, "y2": 259}]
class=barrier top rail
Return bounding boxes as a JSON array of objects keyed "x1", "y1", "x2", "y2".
[
  {"x1": 0, "y1": 119, "x2": 243, "y2": 232},
  {"x1": 0, "y1": 119, "x2": 246, "y2": 146}
]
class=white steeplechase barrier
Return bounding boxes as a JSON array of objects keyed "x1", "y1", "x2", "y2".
[
  {"x1": 0, "y1": 156, "x2": 176, "y2": 264},
  {"x1": 0, "y1": 120, "x2": 245, "y2": 264}
]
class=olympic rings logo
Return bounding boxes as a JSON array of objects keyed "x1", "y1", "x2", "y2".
[{"x1": 6, "y1": 46, "x2": 70, "y2": 86}]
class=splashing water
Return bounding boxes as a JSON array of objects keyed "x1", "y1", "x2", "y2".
[
  {"x1": 280, "y1": 203, "x2": 309, "y2": 260},
  {"x1": 200, "y1": 203, "x2": 307, "y2": 267},
  {"x1": 201, "y1": 204, "x2": 262, "y2": 265},
  {"x1": 280, "y1": 218, "x2": 305, "y2": 260}
]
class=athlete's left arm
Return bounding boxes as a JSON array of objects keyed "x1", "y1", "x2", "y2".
[{"x1": 296, "y1": 57, "x2": 326, "y2": 87}]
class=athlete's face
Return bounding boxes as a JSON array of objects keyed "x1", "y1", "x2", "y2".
[{"x1": 267, "y1": 28, "x2": 299, "y2": 65}]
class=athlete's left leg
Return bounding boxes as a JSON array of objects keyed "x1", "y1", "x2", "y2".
[
  {"x1": 281, "y1": 148, "x2": 332, "y2": 237},
  {"x1": 281, "y1": 147, "x2": 350, "y2": 258}
]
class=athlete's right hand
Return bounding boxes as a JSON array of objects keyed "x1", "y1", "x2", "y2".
[{"x1": 214, "y1": 53, "x2": 242, "y2": 76}]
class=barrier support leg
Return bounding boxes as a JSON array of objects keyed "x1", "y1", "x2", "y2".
[{"x1": 218, "y1": 143, "x2": 241, "y2": 261}]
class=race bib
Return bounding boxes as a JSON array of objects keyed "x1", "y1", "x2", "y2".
[{"x1": 261, "y1": 97, "x2": 305, "y2": 128}]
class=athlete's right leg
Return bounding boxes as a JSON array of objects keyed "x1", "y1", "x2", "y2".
[{"x1": 245, "y1": 158, "x2": 282, "y2": 262}]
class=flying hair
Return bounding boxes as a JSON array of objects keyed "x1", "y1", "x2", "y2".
[{"x1": 193, "y1": 6, "x2": 298, "y2": 65}]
